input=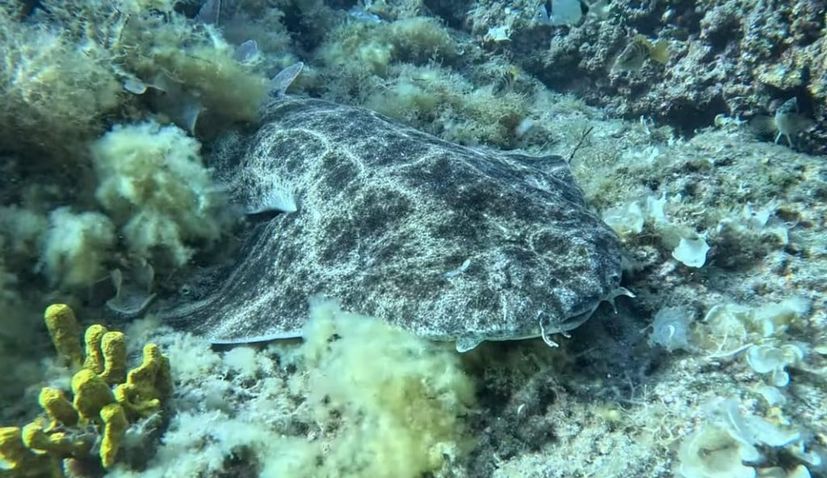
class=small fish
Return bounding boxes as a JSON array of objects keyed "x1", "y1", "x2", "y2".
[
  {"x1": 270, "y1": 62, "x2": 304, "y2": 97},
  {"x1": 19, "y1": 0, "x2": 42, "y2": 19},
  {"x1": 585, "y1": 0, "x2": 611, "y2": 20},
  {"x1": 484, "y1": 25, "x2": 511, "y2": 43},
  {"x1": 124, "y1": 74, "x2": 178, "y2": 95},
  {"x1": 443, "y1": 259, "x2": 471, "y2": 279},
  {"x1": 360, "y1": 0, "x2": 390, "y2": 20},
  {"x1": 196, "y1": 0, "x2": 221, "y2": 25},
  {"x1": 535, "y1": 0, "x2": 583, "y2": 26},
  {"x1": 123, "y1": 77, "x2": 148, "y2": 95},
  {"x1": 146, "y1": 73, "x2": 172, "y2": 93},
  {"x1": 773, "y1": 98, "x2": 813, "y2": 146},
  {"x1": 534, "y1": 3, "x2": 551, "y2": 24},
  {"x1": 612, "y1": 34, "x2": 670, "y2": 72},
  {"x1": 234, "y1": 40, "x2": 260, "y2": 63},
  {"x1": 162, "y1": 92, "x2": 205, "y2": 135},
  {"x1": 750, "y1": 98, "x2": 814, "y2": 147},
  {"x1": 348, "y1": 6, "x2": 383, "y2": 24},
  {"x1": 493, "y1": 65, "x2": 520, "y2": 94},
  {"x1": 177, "y1": 99, "x2": 204, "y2": 135}
]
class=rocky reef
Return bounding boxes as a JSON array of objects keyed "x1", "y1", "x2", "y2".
[{"x1": 0, "y1": 0, "x2": 825, "y2": 477}]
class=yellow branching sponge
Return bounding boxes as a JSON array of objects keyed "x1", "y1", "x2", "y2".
[
  {"x1": 43, "y1": 304, "x2": 84, "y2": 370},
  {"x1": 0, "y1": 426, "x2": 62, "y2": 478},
  {"x1": 100, "y1": 331, "x2": 128, "y2": 385},
  {"x1": 38, "y1": 388, "x2": 78, "y2": 427},
  {"x1": 115, "y1": 344, "x2": 172, "y2": 420},
  {"x1": 0, "y1": 304, "x2": 172, "y2": 476},
  {"x1": 99, "y1": 403, "x2": 129, "y2": 469},
  {"x1": 72, "y1": 369, "x2": 117, "y2": 420},
  {"x1": 82, "y1": 324, "x2": 109, "y2": 374},
  {"x1": 21, "y1": 417, "x2": 91, "y2": 459}
]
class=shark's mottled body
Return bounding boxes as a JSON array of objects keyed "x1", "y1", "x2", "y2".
[{"x1": 159, "y1": 98, "x2": 622, "y2": 351}]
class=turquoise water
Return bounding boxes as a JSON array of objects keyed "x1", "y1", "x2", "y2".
[{"x1": 0, "y1": 1, "x2": 825, "y2": 477}]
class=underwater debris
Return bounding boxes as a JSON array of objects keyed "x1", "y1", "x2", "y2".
[
  {"x1": 649, "y1": 306, "x2": 694, "y2": 352},
  {"x1": 671, "y1": 234, "x2": 710, "y2": 268},
  {"x1": 0, "y1": 304, "x2": 171, "y2": 475},
  {"x1": 677, "y1": 398, "x2": 812, "y2": 478}
]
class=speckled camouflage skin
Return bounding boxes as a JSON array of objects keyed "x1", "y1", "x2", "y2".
[{"x1": 159, "y1": 98, "x2": 622, "y2": 351}]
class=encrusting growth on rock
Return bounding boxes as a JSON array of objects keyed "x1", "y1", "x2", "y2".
[{"x1": 0, "y1": 304, "x2": 172, "y2": 476}]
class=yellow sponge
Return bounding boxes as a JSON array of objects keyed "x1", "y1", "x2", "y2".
[
  {"x1": 38, "y1": 387, "x2": 78, "y2": 427},
  {"x1": 99, "y1": 403, "x2": 128, "y2": 468},
  {"x1": 43, "y1": 304, "x2": 83, "y2": 369},
  {"x1": 0, "y1": 304, "x2": 172, "y2": 473}
]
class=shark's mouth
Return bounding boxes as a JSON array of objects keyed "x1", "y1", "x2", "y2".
[
  {"x1": 538, "y1": 286, "x2": 634, "y2": 348},
  {"x1": 454, "y1": 287, "x2": 635, "y2": 353}
]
